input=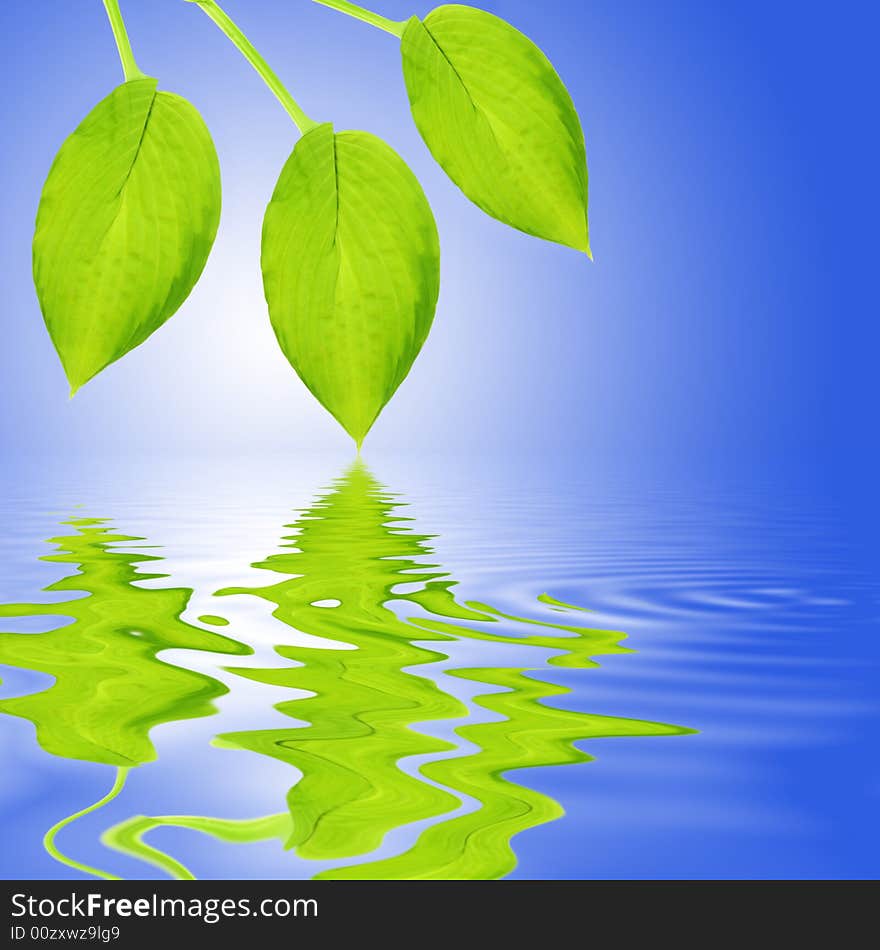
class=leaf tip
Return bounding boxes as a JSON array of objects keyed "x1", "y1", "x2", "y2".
[{"x1": 66, "y1": 369, "x2": 88, "y2": 398}]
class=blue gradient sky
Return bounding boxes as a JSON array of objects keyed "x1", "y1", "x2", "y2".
[{"x1": 0, "y1": 1, "x2": 875, "y2": 492}]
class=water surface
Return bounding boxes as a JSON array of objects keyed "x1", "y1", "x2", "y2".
[{"x1": 0, "y1": 457, "x2": 876, "y2": 879}]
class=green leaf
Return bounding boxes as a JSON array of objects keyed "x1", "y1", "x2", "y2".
[
  {"x1": 400, "y1": 4, "x2": 590, "y2": 255},
  {"x1": 33, "y1": 78, "x2": 222, "y2": 394},
  {"x1": 261, "y1": 122, "x2": 440, "y2": 446}
]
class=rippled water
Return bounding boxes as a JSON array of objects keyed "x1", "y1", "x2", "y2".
[{"x1": 1, "y1": 457, "x2": 877, "y2": 879}]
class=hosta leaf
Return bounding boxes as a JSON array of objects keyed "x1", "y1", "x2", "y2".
[
  {"x1": 400, "y1": 4, "x2": 590, "y2": 255},
  {"x1": 33, "y1": 78, "x2": 222, "y2": 393},
  {"x1": 261, "y1": 122, "x2": 440, "y2": 446}
]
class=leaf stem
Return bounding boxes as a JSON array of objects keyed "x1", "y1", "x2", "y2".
[
  {"x1": 311, "y1": 0, "x2": 407, "y2": 39},
  {"x1": 188, "y1": 1, "x2": 318, "y2": 133},
  {"x1": 102, "y1": 0, "x2": 147, "y2": 82}
]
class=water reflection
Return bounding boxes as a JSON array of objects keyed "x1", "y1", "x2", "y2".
[
  {"x1": 100, "y1": 463, "x2": 691, "y2": 879},
  {"x1": 0, "y1": 516, "x2": 249, "y2": 766},
  {"x1": 0, "y1": 516, "x2": 251, "y2": 877}
]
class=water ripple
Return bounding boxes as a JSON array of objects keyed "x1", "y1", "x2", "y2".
[{"x1": 0, "y1": 462, "x2": 875, "y2": 879}]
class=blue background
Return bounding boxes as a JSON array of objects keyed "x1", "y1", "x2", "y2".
[
  {"x1": 0, "y1": 1, "x2": 875, "y2": 492},
  {"x1": 0, "y1": 1, "x2": 877, "y2": 881}
]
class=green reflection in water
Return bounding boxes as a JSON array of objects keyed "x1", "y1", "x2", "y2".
[
  {"x1": 105, "y1": 464, "x2": 692, "y2": 880},
  {"x1": 0, "y1": 518, "x2": 250, "y2": 766},
  {"x1": 0, "y1": 516, "x2": 251, "y2": 875},
  {"x1": 43, "y1": 767, "x2": 130, "y2": 881}
]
